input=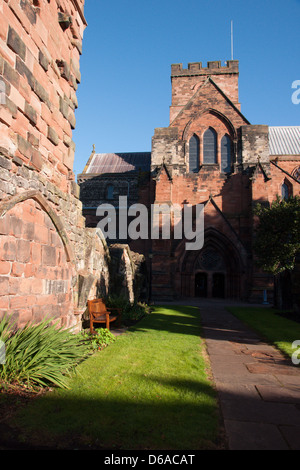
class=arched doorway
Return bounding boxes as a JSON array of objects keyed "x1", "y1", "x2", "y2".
[
  {"x1": 177, "y1": 229, "x2": 245, "y2": 299},
  {"x1": 194, "y1": 248, "x2": 227, "y2": 298}
]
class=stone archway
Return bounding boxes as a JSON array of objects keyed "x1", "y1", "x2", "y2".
[
  {"x1": 0, "y1": 191, "x2": 77, "y2": 329},
  {"x1": 175, "y1": 229, "x2": 246, "y2": 299}
]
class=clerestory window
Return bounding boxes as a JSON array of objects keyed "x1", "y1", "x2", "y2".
[
  {"x1": 106, "y1": 184, "x2": 114, "y2": 200},
  {"x1": 221, "y1": 134, "x2": 232, "y2": 173},
  {"x1": 203, "y1": 128, "x2": 217, "y2": 164},
  {"x1": 189, "y1": 135, "x2": 200, "y2": 173}
]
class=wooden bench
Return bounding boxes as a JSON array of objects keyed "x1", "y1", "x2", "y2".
[{"x1": 87, "y1": 298, "x2": 121, "y2": 334}]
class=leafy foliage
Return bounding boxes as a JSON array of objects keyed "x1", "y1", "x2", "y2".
[
  {"x1": 0, "y1": 315, "x2": 90, "y2": 391},
  {"x1": 104, "y1": 295, "x2": 151, "y2": 326},
  {"x1": 81, "y1": 328, "x2": 116, "y2": 351},
  {"x1": 253, "y1": 196, "x2": 300, "y2": 275}
]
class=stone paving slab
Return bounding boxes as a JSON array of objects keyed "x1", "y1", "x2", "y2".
[
  {"x1": 224, "y1": 420, "x2": 290, "y2": 450},
  {"x1": 198, "y1": 300, "x2": 300, "y2": 450},
  {"x1": 257, "y1": 384, "x2": 300, "y2": 404},
  {"x1": 159, "y1": 298, "x2": 300, "y2": 449}
]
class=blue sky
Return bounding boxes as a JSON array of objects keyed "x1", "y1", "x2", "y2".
[{"x1": 72, "y1": 0, "x2": 300, "y2": 176}]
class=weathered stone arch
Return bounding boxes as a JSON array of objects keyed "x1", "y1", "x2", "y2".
[{"x1": 0, "y1": 190, "x2": 75, "y2": 264}]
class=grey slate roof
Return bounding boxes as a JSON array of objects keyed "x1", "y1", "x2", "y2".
[
  {"x1": 269, "y1": 126, "x2": 300, "y2": 156},
  {"x1": 85, "y1": 152, "x2": 151, "y2": 174}
]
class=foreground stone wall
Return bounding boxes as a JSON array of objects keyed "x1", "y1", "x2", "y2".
[{"x1": 0, "y1": 0, "x2": 109, "y2": 331}]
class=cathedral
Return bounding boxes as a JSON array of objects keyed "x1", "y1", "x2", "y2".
[{"x1": 78, "y1": 60, "x2": 300, "y2": 303}]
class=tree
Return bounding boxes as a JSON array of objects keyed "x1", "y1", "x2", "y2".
[{"x1": 253, "y1": 196, "x2": 300, "y2": 309}]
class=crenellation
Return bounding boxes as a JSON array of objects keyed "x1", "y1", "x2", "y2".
[{"x1": 171, "y1": 60, "x2": 239, "y2": 77}]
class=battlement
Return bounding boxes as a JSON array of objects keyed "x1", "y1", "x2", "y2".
[{"x1": 171, "y1": 60, "x2": 239, "y2": 77}]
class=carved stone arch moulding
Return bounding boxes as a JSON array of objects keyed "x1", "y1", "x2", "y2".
[
  {"x1": 182, "y1": 108, "x2": 237, "y2": 142},
  {"x1": 292, "y1": 166, "x2": 300, "y2": 182},
  {"x1": 0, "y1": 189, "x2": 75, "y2": 264}
]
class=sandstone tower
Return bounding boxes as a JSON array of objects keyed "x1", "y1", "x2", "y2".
[{"x1": 79, "y1": 59, "x2": 300, "y2": 305}]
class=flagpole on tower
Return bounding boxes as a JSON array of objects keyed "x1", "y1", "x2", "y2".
[{"x1": 231, "y1": 20, "x2": 234, "y2": 60}]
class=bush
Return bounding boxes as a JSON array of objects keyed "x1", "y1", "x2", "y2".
[
  {"x1": 104, "y1": 295, "x2": 151, "y2": 326},
  {"x1": 81, "y1": 328, "x2": 116, "y2": 351},
  {"x1": 0, "y1": 315, "x2": 90, "y2": 391}
]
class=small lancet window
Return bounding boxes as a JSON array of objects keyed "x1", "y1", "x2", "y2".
[
  {"x1": 221, "y1": 134, "x2": 232, "y2": 173},
  {"x1": 281, "y1": 178, "x2": 293, "y2": 200},
  {"x1": 203, "y1": 128, "x2": 217, "y2": 164},
  {"x1": 281, "y1": 183, "x2": 289, "y2": 200},
  {"x1": 189, "y1": 135, "x2": 199, "y2": 173},
  {"x1": 106, "y1": 185, "x2": 114, "y2": 200}
]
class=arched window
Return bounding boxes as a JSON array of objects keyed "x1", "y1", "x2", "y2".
[
  {"x1": 106, "y1": 184, "x2": 114, "y2": 200},
  {"x1": 281, "y1": 183, "x2": 289, "y2": 200},
  {"x1": 281, "y1": 180, "x2": 292, "y2": 200},
  {"x1": 221, "y1": 135, "x2": 232, "y2": 173},
  {"x1": 203, "y1": 128, "x2": 217, "y2": 164},
  {"x1": 189, "y1": 135, "x2": 199, "y2": 173}
]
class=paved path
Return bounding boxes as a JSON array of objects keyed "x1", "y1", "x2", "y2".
[{"x1": 158, "y1": 299, "x2": 300, "y2": 450}]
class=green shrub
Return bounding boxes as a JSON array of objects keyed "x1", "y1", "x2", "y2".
[
  {"x1": 104, "y1": 295, "x2": 151, "y2": 326},
  {"x1": 81, "y1": 328, "x2": 116, "y2": 351},
  {"x1": 0, "y1": 315, "x2": 90, "y2": 391}
]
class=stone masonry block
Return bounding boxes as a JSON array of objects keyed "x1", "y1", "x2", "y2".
[
  {"x1": 0, "y1": 154, "x2": 12, "y2": 171},
  {"x1": 38, "y1": 50, "x2": 49, "y2": 71},
  {"x1": 7, "y1": 26, "x2": 26, "y2": 61},
  {"x1": 47, "y1": 126, "x2": 59, "y2": 146},
  {"x1": 24, "y1": 101, "x2": 37, "y2": 125},
  {"x1": 17, "y1": 134, "x2": 33, "y2": 159},
  {"x1": 30, "y1": 149, "x2": 43, "y2": 171},
  {"x1": 20, "y1": 0, "x2": 37, "y2": 25},
  {"x1": 41, "y1": 245, "x2": 56, "y2": 266},
  {"x1": 3, "y1": 60, "x2": 20, "y2": 90},
  {"x1": 16, "y1": 56, "x2": 35, "y2": 90},
  {"x1": 16, "y1": 239, "x2": 31, "y2": 263},
  {"x1": 59, "y1": 95, "x2": 69, "y2": 120},
  {"x1": 34, "y1": 80, "x2": 50, "y2": 107}
]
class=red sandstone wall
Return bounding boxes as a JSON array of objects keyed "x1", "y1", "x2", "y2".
[
  {"x1": 0, "y1": 198, "x2": 74, "y2": 328},
  {"x1": 0, "y1": 0, "x2": 109, "y2": 331},
  {"x1": 0, "y1": 0, "x2": 85, "y2": 185}
]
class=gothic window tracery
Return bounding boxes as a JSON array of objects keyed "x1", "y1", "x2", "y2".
[
  {"x1": 292, "y1": 166, "x2": 300, "y2": 182},
  {"x1": 195, "y1": 248, "x2": 225, "y2": 271}
]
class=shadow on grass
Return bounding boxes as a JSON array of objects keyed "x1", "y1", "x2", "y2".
[
  {"x1": 0, "y1": 305, "x2": 221, "y2": 450},
  {"x1": 0, "y1": 378, "x2": 219, "y2": 450},
  {"x1": 129, "y1": 305, "x2": 202, "y2": 337}
]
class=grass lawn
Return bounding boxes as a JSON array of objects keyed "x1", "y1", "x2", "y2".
[
  {"x1": 227, "y1": 306, "x2": 300, "y2": 361},
  {"x1": 6, "y1": 305, "x2": 220, "y2": 450}
]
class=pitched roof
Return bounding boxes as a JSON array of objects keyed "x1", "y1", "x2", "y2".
[
  {"x1": 84, "y1": 152, "x2": 151, "y2": 174},
  {"x1": 269, "y1": 126, "x2": 300, "y2": 155}
]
